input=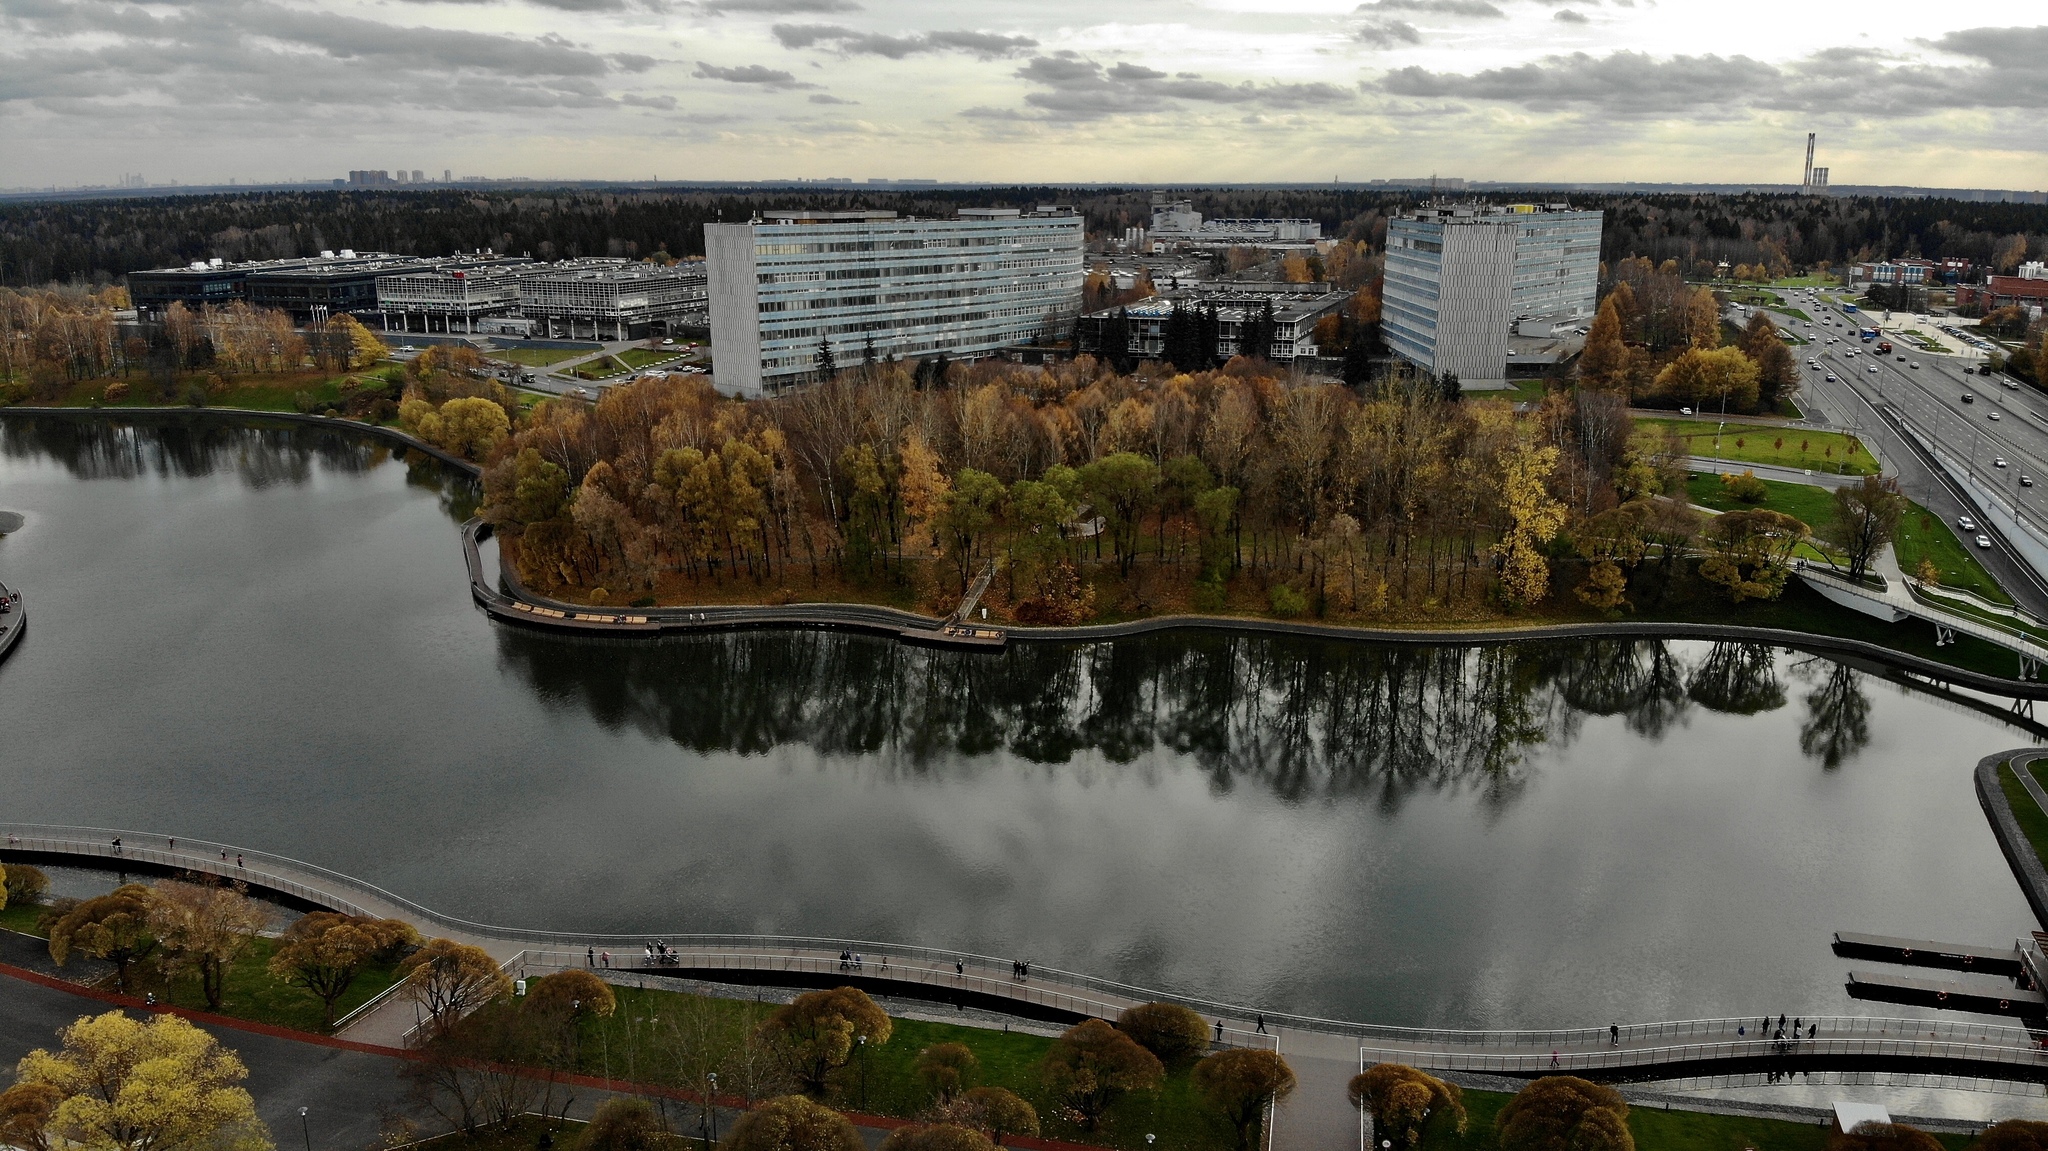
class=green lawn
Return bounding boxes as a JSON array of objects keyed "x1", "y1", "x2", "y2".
[
  {"x1": 1506, "y1": 380, "x2": 1552, "y2": 403},
  {"x1": 1685, "y1": 473, "x2": 1838, "y2": 529},
  {"x1": 2001, "y1": 761, "x2": 2048, "y2": 873},
  {"x1": 489, "y1": 347, "x2": 586, "y2": 367},
  {"x1": 0, "y1": 901, "x2": 50, "y2": 935},
  {"x1": 1895, "y1": 507, "x2": 2011, "y2": 604},
  {"x1": 1419, "y1": 1086, "x2": 1966, "y2": 1151},
  {"x1": 617, "y1": 348, "x2": 689, "y2": 370},
  {"x1": 570, "y1": 356, "x2": 632, "y2": 380},
  {"x1": 1641, "y1": 418, "x2": 1876, "y2": 475},
  {"x1": 577, "y1": 986, "x2": 1237, "y2": 1151}
]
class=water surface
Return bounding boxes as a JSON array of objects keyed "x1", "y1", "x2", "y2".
[{"x1": 0, "y1": 412, "x2": 2037, "y2": 1032}]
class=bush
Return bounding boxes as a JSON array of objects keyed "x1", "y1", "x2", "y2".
[
  {"x1": 578, "y1": 1097, "x2": 669, "y2": 1151},
  {"x1": 723, "y1": 1095, "x2": 863, "y2": 1151},
  {"x1": 104, "y1": 381, "x2": 129, "y2": 402},
  {"x1": 1192, "y1": 575, "x2": 1227, "y2": 612},
  {"x1": 1268, "y1": 583, "x2": 1308, "y2": 618},
  {"x1": 3, "y1": 864, "x2": 49, "y2": 905},
  {"x1": 1497, "y1": 1077, "x2": 1631, "y2": 1151},
  {"x1": 183, "y1": 384, "x2": 208, "y2": 407},
  {"x1": 1721, "y1": 470, "x2": 1769, "y2": 503}
]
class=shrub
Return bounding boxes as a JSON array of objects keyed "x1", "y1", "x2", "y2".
[
  {"x1": 1115, "y1": 1002, "x2": 1210, "y2": 1066},
  {"x1": 1721, "y1": 470, "x2": 1769, "y2": 503},
  {"x1": 1268, "y1": 583, "x2": 1308, "y2": 618},
  {"x1": 104, "y1": 381, "x2": 129, "y2": 402}
]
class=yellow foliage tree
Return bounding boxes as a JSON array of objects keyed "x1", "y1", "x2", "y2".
[
  {"x1": 1654, "y1": 347, "x2": 1760, "y2": 413},
  {"x1": 397, "y1": 937, "x2": 514, "y2": 1039},
  {"x1": 898, "y1": 429, "x2": 951, "y2": 554},
  {"x1": 14, "y1": 1011, "x2": 272, "y2": 1151},
  {"x1": 1577, "y1": 296, "x2": 1631, "y2": 391},
  {"x1": 1495, "y1": 440, "x2": 1567, "y2": 607},
  {"x1": 435, "y1": 396, "x2": 511, "y2": 461},
  {"x1": 1684, "y1": 287, "x2": 1722, "y2": 349}
]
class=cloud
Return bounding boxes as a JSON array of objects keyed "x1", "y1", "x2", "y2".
[
  {"x1": 770, "y1": 23, "x2": 1036, "y2": 59},
  {"x1": 1355, "y1": 20, "x2": 1421, "y2": 48},
  {"x1": 697, "y1": 0, "x2": 859, "y2": 13},
  {"x1": 1379, "y1": 34, "x2": 2048, "y2": 118},
  {"x1": 1006, "y1": 54, "x2": 1355, "y2": 120},
  {"x1": 1553, "y1": 9, "x2": 1588, "y2": 22},
  {"x1": 693, "y1": 60, "x2": 815, "y2": 87},
  {"x1": 611, "y1": 53, "x2": 658, "y2": 72},
  {"x1": 1355, "y1": 0, "x2": 1503, "y2": 16},
  {"x1": 807, "y1": 93, "x2": 857, "y2": 104},
  {"x1": 619, "y1": 92, "x2": 677, "y2": 109}
]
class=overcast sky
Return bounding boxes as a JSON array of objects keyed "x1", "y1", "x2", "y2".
[{"x1": 3, "y1": 0, "x2": 2045, "y2": 189}]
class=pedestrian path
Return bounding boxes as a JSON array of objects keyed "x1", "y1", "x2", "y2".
[{"x1": 1796, "y1": 554, "x2": 2048, "y2": 677}]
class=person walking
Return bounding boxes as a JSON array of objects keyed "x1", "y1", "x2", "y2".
[
  {"x1": 601, "y1": 951, "x2": 610, "y2": 969},
  {"x1": 1610, "y1": 1023, "x2": 1619, "y2": 1047},
  {"x1": 236, "y1": 854, "x2": 244, "y2": 868},
  {"x1": 955, "y1": 959, "x2": 964, "y2": 976},
  {"x1": 587, "y1": 946, "x2": 595, "y2": 968},
  {"x1": 111, "y1": 837, "x2": 121, "y2": 852},
  {"x1": 1256, "y1": 1014, "x2": 1267, "y2": 1035},
  {"x1": 1215, "y1": 1019, "x2": 1225, "y2": 1042},
  {"x1": 1551, "y1": 1050, "x2": 1560, "y2": 1068},
  {"x1": 1808, "y1": 1023, "x2": 1817, "y2": 1039}
]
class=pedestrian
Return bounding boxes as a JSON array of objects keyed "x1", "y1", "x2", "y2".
[
  {"x1": 167, "y1": 837, "x2": 175, "y2": 851},
  {"x1": 1808, "y1": 1023, "x2": 1817, "y2": 1039},
  {"x1": 854, "y1": 953, "x2": 863, "y2": 970},
  {"x1": 1738, "y1": 1025, "x2": 1746, "y2": 1037},
  {"x1": 1215, "y1": 1019, "x2": 1225, "y2": 1042},
  {"x1": 144, "y1": 993, "x2": 154, "y2": 1006},
  {"x1": 955, "y1": 959, "x2": 964, "y2": 976},
  {"x1": 1778, "y1": 1013, "x2": 1787, "y2": 1030},
  {"x1": 1610, "y1": 1023, "x2": 1620, "y2": 1047},
  {"x1": 587, "y1": 946, "x2": 595, "y2": 968},
  {"x1": 112, "y1": 837, "x2": 121, "y2": 852},
  {"x1": 236, "y1": 854, "x2": 244, "y2": 868},
  {"x1": 1256, "y1": 1014, "x2": 1267, "y2": 1035},
  {"x1": 1551, "y1": 1050, "x2": 1560, "y2": 1068},
  {"x1": 1794, "y1": 1016, "x2": 1802, "y2": 1033},
  {"x1": 601, "y1": 951, "x2": 610, "y2": 969}
]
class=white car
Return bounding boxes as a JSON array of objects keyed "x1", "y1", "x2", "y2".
[
  {"x1": 1977, "y1": 534, "x2": 1995, "y2": 549},
  {"x1": 1911, "y1": 362, "x2": 1921, "y2": 370},
  {"x1": 1990, "y1": 412, "x2": 2002, "y2": 421},
  {"x1": 1959, "y1": 515, "x2": 1978, "y2": 530},
  {"x1": 1867, "y1": 365, "x2": 1879, "y2": 373}
]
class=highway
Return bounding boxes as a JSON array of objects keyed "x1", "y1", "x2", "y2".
[{"x1": 1751, "y1": 288, "x2": 2048, "y2": 615}]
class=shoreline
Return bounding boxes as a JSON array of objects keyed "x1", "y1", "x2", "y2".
[{"x1": 10, "y1": 403, "x2": 2048, "y2": 699}]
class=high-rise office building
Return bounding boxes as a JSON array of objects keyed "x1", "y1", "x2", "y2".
[
  {"x1": 1382, "y1": 204, "x2": 1602, "y2": 388},
  {"x1": 705, "y1": 207, "x2": 1084, "y2": 396}
]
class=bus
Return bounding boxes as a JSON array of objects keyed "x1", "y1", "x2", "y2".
[
  {"x1": 1860, "y1": 328, "x2": 1879, "y2": 341},
  {"x1": 1844, "y1": 303, "x2": 1860, "y2": 313}
]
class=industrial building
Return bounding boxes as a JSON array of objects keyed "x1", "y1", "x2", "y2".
[
  {"x1": 374, "y1": 255, "x2": 536, "y2": 334},
  {"x1": 1075, "y1": 283, "x2": 1349, "y2": 364},
  {"x1": 1146, "y1": 201, "x2": 1322, "y2": 250},
  {"x1": 1382, "y1": 203, "x2": 1603, "y2": 389},
  {"x1": 515, "y1": 259, "x2": 708, "y2": 341},
  {"x1": 129, "y1": 251, "x2": 429, "y2": 322},
  {"x1": 704, "y1": 207, "x2": 1085, "y2": 396}
]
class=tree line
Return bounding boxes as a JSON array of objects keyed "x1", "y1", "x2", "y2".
[{"x1": 8, "y1": 185, "x2": 2048, "y2": 288}]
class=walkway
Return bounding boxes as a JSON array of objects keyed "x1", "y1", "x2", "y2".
[
  {"x1": 1795, "y1": 559, "x2": 2048, "y2": 677},
  {"x1": 1685, "y1": 457, "x2": 1867, "y2": 490},
  {"x1": 0, "y1": 579, "x2": 22, "y2": 665}
]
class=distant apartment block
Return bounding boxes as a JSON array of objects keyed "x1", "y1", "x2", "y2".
[
  {"x1": 1075, "y1": 283, "x2": 1349, "y2": 364},
  {"x1": 704, "y1": 207, "x2": 1084, "y2": 396},
  {"x1": 1382, "y1": 204, "x2": 1602, "y2": 388}
]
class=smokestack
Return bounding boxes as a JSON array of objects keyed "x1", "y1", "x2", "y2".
[{"x1": 1803, "y1": 132, "x2": 1816, "y2": 188}]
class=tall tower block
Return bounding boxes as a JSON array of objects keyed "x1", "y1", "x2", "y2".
[{"x1": 1803, "y1": 133, "x2": 1816, "y2": 187}]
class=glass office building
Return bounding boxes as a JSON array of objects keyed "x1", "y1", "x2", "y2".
[{"x1": 705, "y1": 208, "x2": 1084, "y2": 396}]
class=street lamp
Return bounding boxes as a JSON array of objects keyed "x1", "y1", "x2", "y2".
[
  {"x1": 857, "y1": 1034, "x2": 869, "y2": 1111},
  {"x1": 707, "y1": 1073, "x2": 720, "y2": 1147},
  {"x1": 299, "y1": 1107, "x2": 311, "y2": 1151}
]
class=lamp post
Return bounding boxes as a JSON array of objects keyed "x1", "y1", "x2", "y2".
[
  {"x1": 299, "y1": 1107, "x2": 311, "y2": 1151},
  {"x1": 857, "y1": 1034, "x2": 869, "y2": 1111},
  {"x1": 707, "y1": 1073, "x2": 720, "y2": 1148}
]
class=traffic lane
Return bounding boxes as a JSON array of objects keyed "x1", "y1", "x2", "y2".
[
  {"x1": 1823, "y1": 349, "x2": 2048, "y2": 519},
  {"x1": 1848, "y1": 350, "x2": 2048, "y2": 483},
  {"x1": 1797, "y1": 368, "x2": 2048, "y2": 614}
]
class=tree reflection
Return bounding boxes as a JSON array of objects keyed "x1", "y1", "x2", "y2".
[
  {"x1": 493, "y1": 630, "x2": 1848, "y2": 807},
  {"x1": 1799, "y1": 661, "x2": 1872, "y2": 769},
  {"x1": 0, "y1": 413, "x2": 476, "y2": 517}
]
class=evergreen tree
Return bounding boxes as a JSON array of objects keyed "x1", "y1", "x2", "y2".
[
  {"x1": 862, "y1": 331, "x2": 878, "y2": 371},
  {"x1": 1163, "y1": 305, "x2": 1197, "y2": 371},
  {"x1": 1341, "y1": 324, "x2": 1374, "y2": 388},
  {"x1": 816, "y1": 336, "x2": 836, "y2": 380},
  {"x1": 1105, "y1": 308, "x2": 1135, "y2": 374},
  {"x1": 1199, "y1": 305, "x2": 1221, "y2": 367},
  {"x1": 1440, "y1": 372, "x2": 1462, "y2": 401}
]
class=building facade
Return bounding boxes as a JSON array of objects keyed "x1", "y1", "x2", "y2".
[
  {"x1": 1383, "y1": 204, "x2": 1602, "y2": 388},
  {"x1": 1075, "y1": 283, "x2": 1348, "y2": 364},
  {"x1": 1146, "y1": 201, "x2": 1321, "y2": 250},
  {"x1": 514, "y1": 259, "x2": 707, "y2": 340},
  {"x1": 129, "y1": 251, "x2": 426, "y2": 322},
  {"x1": 374, "y1": 255, "x2": 535, "y2": 334},
  {"x1": 705, "y1": 207, "x2": 1084, "y2": 396}
]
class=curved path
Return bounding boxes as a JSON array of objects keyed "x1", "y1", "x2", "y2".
[
  {"x1": 9, "y1": 817, "x2": 2048, "y2": 1089},
  {"x1": 0, "y1": 579, "x2": 22, "y2": 666}
]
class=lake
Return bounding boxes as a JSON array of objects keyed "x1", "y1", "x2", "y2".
[{"x1": 0, "y1": 411, "x2": 2038, "y2": 1038}]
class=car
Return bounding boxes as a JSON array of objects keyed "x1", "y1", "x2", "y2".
[
  {"x1": 1959, "y1": 515, "x2": 1978, "y2": 530},
  {"x1": 1679, "y1": 407, "x2": 1694, "y2": 415},
  {"x1": 1977, "y1": 535, "x2": 1995, "y2": 549},
  {"x1": 1911, "y1": 362, "x2": 1921, "y2": 370},
  {"x1": 1996, "y1": 457, "x2": 2009, "y2": 467},
  {"x1": 1825, "y1": 374, "x2": 1838, "y2": 382},
  {"x1": 1963, "y1": 393, "x2": 1975, "y2": 402},
  {"x1": 1897, "y1": 355, "x2": 1907, "y2": 362},
  {"x1": 2008, "y1": 380, "x2": 2021, "y2": 389},
  {"x1": 1868, "y1": 365, "x2": 1879, "y2": 373},
  {"x1": 1990, "y1": 412, "x2": 2002, "y2": 420},
  {"x1": 660, "y1": 338, "x2": 676, "y2": 347}
]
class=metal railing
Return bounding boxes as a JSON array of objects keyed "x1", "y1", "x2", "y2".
[
  {"x1": 1363, "y1": 1028, "x2": 2048, "y2": 1076},
  {"x1": 1799, "y1": 563, "x2": 2048, "y2": 661}
]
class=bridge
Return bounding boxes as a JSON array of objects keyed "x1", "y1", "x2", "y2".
[
  {"x1": 8, "y1": 821, "x2": 2048, "y2": 1090},
  {"x1": 0, "y1": 580, "x2": 22, "y2": 665},
  {"x1": 1797, "y1": 561, "x2": 2048, "y2": 679}
]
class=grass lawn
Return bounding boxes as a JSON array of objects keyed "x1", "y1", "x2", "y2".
[
  {"x1": 0, "y1": 900, "x2": 50, "y2": 935},
  {"x1": 1640, "y1": 417, "x2": 1876, "y2": 475},
  {"x1": 1505, "y1": 380, "x2": 1552, "y2": 404},
  {"x1": 1895, "y1": 507, "x2": 2011, "y2": 604},
  {"x1": 2002, "y1": 761, "x2": 2048, "y2": 872},
  {"x1": 617, "y1": 348, "x2": 688, "y2": 370},
  {"x1": 1685, "y1": 473, "x2": 1839, "y2": 529},
  {"x1": 570, "y1": 356, "x2": 632, "y2": 380},
  {"x1": 1423, "y1": 1086, "x2": 1965, "y2": 1151},
  {"x1": 488, "y1": 347, "x2": 585, "y2": 368},
  {"x1": 577, "y1": 985, "x2": 1235, "y2": 1151}
]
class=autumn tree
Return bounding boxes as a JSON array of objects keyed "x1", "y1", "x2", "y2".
[
  {"x1": 398, "y1": 938, "x2": 514, "y2": 1039},
  {"x1": 915, "y1": 1043, "x2": 978, "y2": 1103},
  {"x1": 759, "y1": 986, "x2": 893, "y2": 1096},
  {"x1": 1683, "y1": 287, "x2": 1722, "y2": 349},
  {"x1": 1833, "y1": 1124, "x2": 1944, "y2": 1151},
  {"x1": 1348, "y1": 1064, "x2": 1466, "y2": 1151},
  {"x1": 1114, "y1": 1002, "x2": 1210, "y2": 1066},
  {"x1": 14, "y1": 1011, "x2": 271, "y2": 1151},
  {"x1": 1039, "y1": 1018, "x2": 1164, "y2": 1130},
  {"x1": 1192, "y1": 1049, "x2": 1296, "y2": 1151},
  {"x1": 723, "y1": 1095, "x2": 864, "y2": 1151},
  {"x1": 47, "y1": 884, "x2": 159, "y2": 993},
  {"x1": 526, "y1": 968, "x2": 617, "y2": 1022},
  {"x1": 1496, "y1": 438, "x2": 1568, "y2": 607},
  {"x1": 0, "y1": 1082, "x2": 60, "y2": 1151},
  {"x1": 1699, "y1": 508, "x2": 1808, "y2": 602},
  {"x1": 1497, "y1": 1076, "x2": 1632, "y2": 1151},
  {"x1": 267, "y1": 912, "x2": 418, "y2": 1028},
  {"x1": 436, "y1": 396, "x2": 512, "y2": 461},
  {"x1": 1577, "y1": 297, "x2": 1632, "y2": 391},
  {"x1": 149, "y1": 881, "x2": 268, "y2": 1011},
  {"x1": 1653, "y1": 347, "x2": 1760, "y2": 413},
  {"x1": 939, "y1": 1087, "x2": 1039, "y2": 1147},
  {"x1": 879, "y1": 1125, "x2": 996, "y2": 1151},
  {"x1": 1827, "y1": 474, "x2": 1906, "y2": 582},
  {"x1": 1972, "y1": 1119, "x2": 2048, "y2": 1151},
  {"x1": 5, "y1": 863, "x2": 50, "y2": 906},
  {"x1": 1737, "y1": 311, "x2": 1798, "y2": 411}
]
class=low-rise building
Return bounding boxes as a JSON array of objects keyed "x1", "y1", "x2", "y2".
[
  {"x1": 515, "y1": 259, "x2": 708, "y2": 341},
  {"x1": 1075, "y1": 282, "x2": 1350, "y2": 364},
  {"x1": 374, "y1": 254, "x2": 535, "y2": 334},
  {"x1": 129, "y1": 251, "x2": 428, "y2": 322},
  {"x1": 1957, "y1": 276, "x2": 2048, "y2": 312},
  {"x1": 1146, "y1": 200, "x2": 1321, "y2": 251},
  {"x1": 705, "y1": 207, "x2": 1084, "y2": 396}
]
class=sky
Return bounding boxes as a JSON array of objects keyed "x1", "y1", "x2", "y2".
[{"x1": 2, "y1": 0, "x2": 2046, "y2": 190}]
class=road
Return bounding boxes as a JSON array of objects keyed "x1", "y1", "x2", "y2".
[{"x1": 1736, "y1": 288, "x2": 2048, "y2": 617}]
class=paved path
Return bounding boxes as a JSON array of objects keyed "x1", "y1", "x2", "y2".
[
  {"x1": 1795, "y1": 560, "x2": 2048, "y2": 675},
  {"x1": 1685, "y1": 457, "x2": 1867, "y2": 490}
]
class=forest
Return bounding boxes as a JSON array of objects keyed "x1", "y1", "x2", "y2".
[{"x1": 6, "y1": 185, "x2": 2048, "y2": 287}]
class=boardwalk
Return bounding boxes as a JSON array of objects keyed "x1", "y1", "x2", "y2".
[{"x1": 0, "y1": 580, "x2": 23, "y2": 665}]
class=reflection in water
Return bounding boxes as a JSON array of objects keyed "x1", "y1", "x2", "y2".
[
  {"x1": 0, "y1": 412, "x2": 477, "y2": 519},
  {"x1": 495, "y1": 631, "x2": 1877, "y2": 800}
]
